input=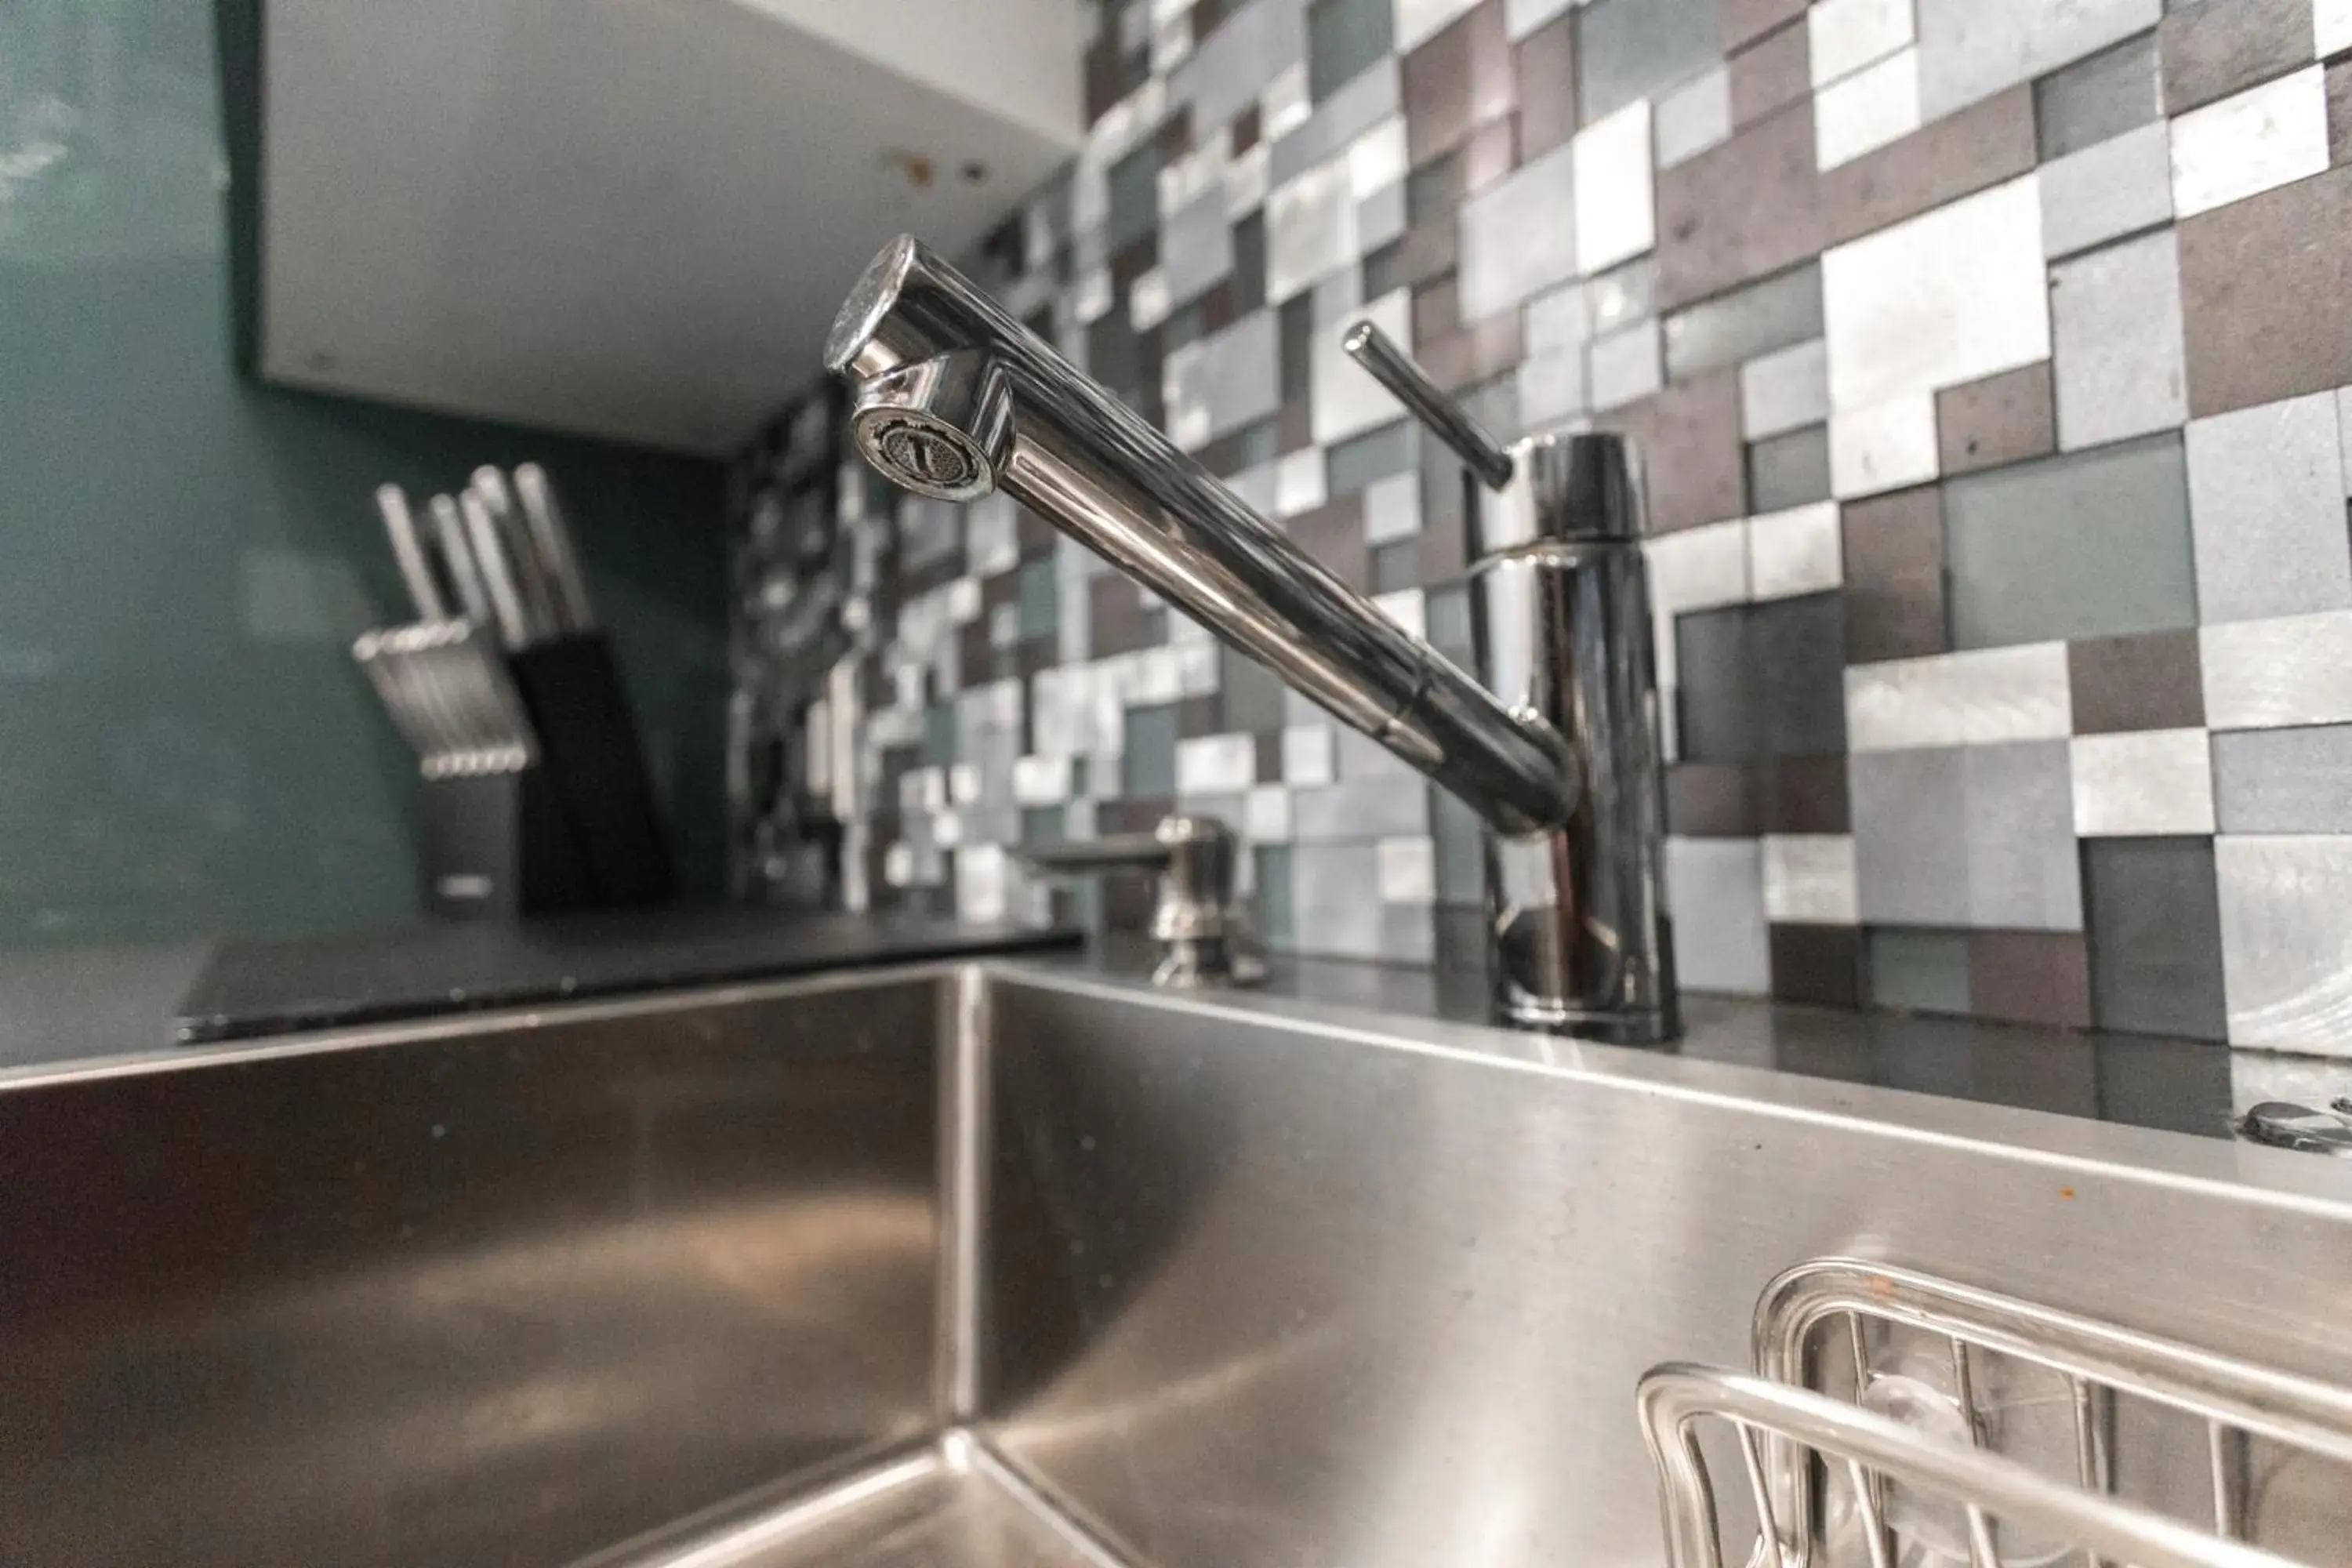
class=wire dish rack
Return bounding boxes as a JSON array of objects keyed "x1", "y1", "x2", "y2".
[{"x1": 1639, "y1": 1260, "x2": 2352, "y2": 1568}]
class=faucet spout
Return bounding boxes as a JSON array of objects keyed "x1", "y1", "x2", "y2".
[{"x1": 827, "y1": 236, "x2": 1580, "y2": 837}]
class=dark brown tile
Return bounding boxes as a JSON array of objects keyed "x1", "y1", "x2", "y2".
[
  {"x1": 1413, "y1": 274, "x2": 1461, "y2": 341},
  {"x1": 1403, "y1": 0, "x2": 1516, "y2": 164},
  {"x1": 1090, "y1": 572, "x2": 1149, "y2": 656},
  {"x1": 1771, "y1": 924, "x2": 1866, "y2": 1009},
  {"x1": 1969, "y1": 931, "x2": 2092, "y2": 1029},
  {"x1": 2068, "y1": 628, "x2": 2205, "y2": 734},
  {"x1": 1158, "y1": 104, "x2": 1195, "y2": 160},
  {"x1": 1279, "y1": 401, "x2": 1316, "y2": 454},
  {"x1": 1177, "y1": 693, "x2": 1221, "y2": 738},
  {"x1": 1232, "y1": 100, "x2": 1261, "y2": 153},
  {"x1": 1286, "y1": 492, "x2": 1371, "y2": 590},
  {"x1": 1017, "y1": 503, "x2": 1058, "y2": 558},
  {"x1": 2180, "y1": 165, "x2": 2352, "y2": 416},
  {"x1": 2331, "y1": 57, "x2": 2352, "y2": 163},
  {"x1": 1421, "y1": 307, "x2": 1523, "y2": 391},
  {"x1": 1667, "y1": 761, "x2": 1764, "y2": 835},
  {"x1": 1459, "y1": 114, "x2": 1519, "y2": 194},
  {"x1": 1842, "y1": 485, "x2": 1947, "y2": 663},
  {"x1": 1515, "y1": 11, "x2": 1578, "y2": 161},
  {"x1": 1601, "y1": 367, "x2": 1744, "y2": 533},
  {"x1": 1729, "y1": 18, "x2": 1809, "y2": 129},
  {"x1": 1820, "y1": 85, "x2": 2038, "y2": 249},
  {"x1": 2161, "y1": 0, "x2": 2311, "y2": 115},
  {"x1": 1936, "y1": 361, "x2": 2056, "y2": 477},
  {"x1": 1254, "y1": 730, "x2": 1284, "y2": 782},
  {"x1": 1392, "y1": 218, "x2": 1460, "y2": 290},
  {"x1": 1084, "y1": 35, "x2": 1126, "y2": 125},
  {"x1": 1765, "y1": 754, "x2": 1849, "y2": 833},
  {"x1": 1657, "y1": 102, "x2": 1824, "y2": 310},
  {"x1": 1723, "y1": 0, "x2": 1808, "y2": 52},
  {"x1": 957, "y1": 619, "x2": 992, "y2": 677}
]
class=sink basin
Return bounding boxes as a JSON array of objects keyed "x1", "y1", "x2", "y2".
[{"x1": 5, "y1": 963, "x2": 2350, "y2": 1566}]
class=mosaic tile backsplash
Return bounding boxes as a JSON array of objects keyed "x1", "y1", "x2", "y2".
[{"x1": 732, "y1": 0, "x2": 2352, "y2": 1053}]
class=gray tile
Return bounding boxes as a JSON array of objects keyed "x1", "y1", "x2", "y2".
[
  {"x1": 1588, "y1": 318, "x2": 1664, "y2": 408},
  {"x1": 1291, "y1": 775, "x2": 1432, "y2": 838},
  {"x1": 2179, "y1": 164, "x2": 2352, "y2": 418},
  {"x1": 1524, "y1": 279, "x2": 1592, "y2": 357},
  {"x1": 1657, "y1": 64, "x2": 1735, "y2": 165},
  {"x1": 1676, "y1": 592, "x2": 1848, "y2": 760},
  {"x1": 1254, "y1": 844, "x2": 1298, "y2": 946},
  {"x1": 1968, "y1": 930, "x2": 2092, "y2": 1028},
  {"x1": 1915, "y1": 0, "x2": 2161, "y2": 122},
  {"x1": 1842, "y1": 483, "x2": 1947, "y2": 663},
  {"x1": 1326, "y1": 418, "x2": 1419, "y2": 493},
  {"x1": 1577, "y1": 0, "x2": 1726, "y2": 125},
  {"x1": 1107, "y1": 142, "x2": 1162, "y2": 252},
  {"x1": 1358, "y1": 180, "x2": 1407, "y2": 250},
  {"x1": 1945, "y1": 434, "x2": 2197, "y2": 650},
  {"x1": 2214, "y1": 724, "x2": 2352, "y2": 830},
  {"x1": 2187, "y1": 391, "x2": 2352, "y2": 624},
  {"x1": 2083, "y1": 837, "x2": 2227, "y2": 1040},
  {"x1": 1740, "y1": 337, "x2": 1830, "y2": 440},
  {"x1": 2050, "y1": 230, "x2": 2188, "y2": 450},
  {"x1": 1290, "y1": 840, "x2": 1387, "y2": 956},
  {"x1": 1665, "y1": 837, "x2": 1773, "y2": 994},
  {"x1": 1432, "y1": 786, "x2": 1486, "y2": 903},
  {"x1": 1730, "y1": 13, "x2": 1812, "y2": 127},
  {"x1": 2038, "y1": 121, "x2": 2174, "y2": 260},
  {"x1": 1611, "y1": 365, "x2": 1748, "y2": 530},
  {"x1": 2201, "y1": 608, "x2": 2352, "y2": 731},
  {"x1": 1935, "y1": 361, "x2": 2056, "y2": 477},
  {"x1": 1662, "y1": 263, "x2": 1824, "y2": 382},
  {"x1": 1964, "y1": 739, "x2": 2085, "y2": 930},
  {"x1": 1172, "y1": 0, "x2": 1311, "y2": 129},
  {"x1": 1656, "y1": 99, "x2": 1826, "y2": 310},
  {"x1": 1853, "y1": 746, "x2": 1971, "y2": 924},
  {"x1": 2216, "y1": 833, "x2": 2352, "y2": 1051},
  {"x1": 1870, "y1": 927, "x2": 1975, "y2": 1013},
  {"x1": 1818, "y1": 83, "x2": 2039, "y2": 250},
  {"x1": 1123, "y1": 702, "x2": 1180, "y2": 795},
  {"x1": 2161, "y1": 0, "x2": 2313, "y2": 114},
  {"x1": 1456, "y1": 138, "x2": 1580, "y2": 320},
  {"x1": 1162, "y1": 189, "x2": 1236, "y2": 304},
  {"x1": 2035, "y1": 29, "x2": 2162, "y2": 160},
  {"x1": 1308, "y1": 0, "x2": 1396, "y2": 100},
  {"x1": 1162, "y1": 307, "x2": 1281, "y2": 449},
  {"x1": 1219, "y1": 646, "x2": 1292, "y2": 731},
  {"x1": 1277, "y1": 56, "x2": 1406, "y2": 184},
  {"x1": 1747, "y1": 423, "x2": 1834, "y2": 512},
  {"x1": 1587, "y1": 256, "x2": 1658, "y2": 335}
]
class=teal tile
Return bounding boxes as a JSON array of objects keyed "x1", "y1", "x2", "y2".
[
  {"x1": 1868, "y1": 927, "x2": 1973, "y2": 1014},
  {"x1": 2083, "y1": 838, "x2": 2225, "y2": 1040},
  {"x1": 1107, "y1": 142, "x2": 1161, "y2": 252},
  {"x1": 924, "y1": 702, "x2": 956, "y2": 766},
  {"x1": 1577, "y1": 0, "x2": 1722, "y2": 126},
  {"x1": 1308, "y1": 0, "x2": 1393, "y2": 102},
  {"x1": 1327, "y1": 418, "x2": 1417, "y2": 495},
  {"x1": 1017, "y1": 560, "x2": 1058, "y2": 639},
  {"x1": 1944, "y1": 434, "x2": 2196, "y2": 651},
  {"x1": 1123, "y1": 703, "x2": 1180, "y2": 795},
  {"x1": 1746, "y1": 425, "x2": 1831, "y2": 512},
  {"x1": 1372, "y1": 539, "x2": 1420, "y2": 592},
  {"x1": 1425, "y1": 584, "x2": 1474, "y2": 665},
  {"x1": 1021, "y1": 806, "x2": 1068, "y2": 845},
  {"x1": 1432, "y1": 787, "x2": 1486, "y2": 906},
  {"x1": 1255, "y1": 844, "x2": 1297, "y2": 946},
  {"x1": 1220, "y1": 647, "x2": 1290, "y2": 731}
]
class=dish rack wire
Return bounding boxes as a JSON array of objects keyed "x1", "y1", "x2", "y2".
[{"x1": 1639, "y1": 1259, "x2": 2352, "y2": 1568}]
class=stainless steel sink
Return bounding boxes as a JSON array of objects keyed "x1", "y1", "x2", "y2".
[{"x1": 5, "y1": 963, "x2": 2351, "y2": 1567}]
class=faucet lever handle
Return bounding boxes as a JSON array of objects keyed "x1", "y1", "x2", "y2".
[
  {"x1": 1341, "y1": 321, "x2": 1516, "y2": 492},
  {"x1": 1018, "y1": 817, "x2": 1265, "y2": 989}
]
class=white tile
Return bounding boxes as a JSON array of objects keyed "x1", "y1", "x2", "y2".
[
  {"x1": 1574, "y1": 101, "x2": 1656, "y2": 274},
  {"x1": 1364, "y1": 470, "x2": 1423, "y2": 543},
  {"x1": 2050, "y1": 229, "x2": 2187, "y2": 452},
  {"x1": 1822, "y1": 175, "x2": 2049, "y2": 412},
  {"x1": 1815, "y1": 48, "x2": 1923, "y2": 170},
  {"x1": 1377, "y1": 836, "x2": 1438, "y2": 903},
  {"x1": 1265, "y1": 160, "x2": 1358, "y2": 303},
  {"x1": 1809, "y1": 0, "x2": 1916, "y2": 86},
  {"x1": 1161, "y1": 308, "x2": 1279, "y2": 452},
  {"x1": 1829, "y1": 394, "x2": 1939, "y2": 498},
  {"x1": 2323, "y1": 0, "x2": 2352, "y2": 58},
  {"x1": 1245, "y1": 784, "x2": 1293, "y2": 843},
  {"x1": 2218, "y1": 835, "x2": 2352, "y2": 1053},
  {"x1": 1504, "y1": 0, "x2": 1574, "y2": 40},
  {"x1": 1312, "y1": 288, "x2": 1413, "y2": 445},
  {"x1": 1524, "y1": 280, "x2": 1592, "y2": 357},
  {"x1": 1762, "y1": 835, "x2": 1860, "y2": 924},
  {"x1": 2340, "y1": 387, "x2": 2352, "y2": 495},
  {"x1": 1072, "y1": 267, "x2": 1113, "y2": 325},
  {"x1": 1261, "y1": 61, "x2": 1312, "y2": 143},
  {"x1": 1224, "y1": 140, "x2": 1272, "y2": 218},
  {"x1": 1748, "y1": 501, "x2": 1843, "y2": 600},
  {"x1": 1177, "y1": 733, "x2": 1258, "y2": 796},
  {"x1": 2070, "y1": 729, "x2": 2215, "y2": 837},
  {"x1": 1915, "y1": 0, "x2": 2159, "y2": 121},
  {"x1": 1656, "y1": 66, "x2": 1732, "y2": 169},
  {"x1": 1275, "y1": 448, "x2": 1328, "y2": 517},
  {"x1": 1347, "y1": 116, "x2": 1409, "y2": 201},
  {"x1": 1846, "y1": 641, "x2": 2073, "y2": 750},
  {"x1": 1518, "y1": 350, "x2": 1589, "y2": 430},
  {"x1": 1374, "y1": 586, "x2": 1427, "y2": 640},
  {"x1": 1174, "y1": 637, "x2": 1220, "y2": 697},
  {"x1": 2169, "y1": 67, "x2": 2331, "y2": 220},
  {"x1": 1740, "y1": 337, "x2": 1831, "y2": 441},
  {"x1": 1457, "y1": 138, "x2": 1579, "y2": 320},
  {"x1": 2187, "y1": 392, "x2": 2352, "y2": 625},
  {"x1": 955, "y1": 843, "x2": 1007, "y2": 924},
  {"x1": 2202, "y1": 611, "x2": 2352, "y2": 731},
  {"x1": 1283, "y1": 724, "x2": 1338, "y2": 786},
  {"x1": 2038, "y1": 121, "x2": 2173, "y2": 260},
  {"x1": 1396, "y1": 0, "x2": 1481, "y2": 53},
  {"x1": 1665, "y1": 837, "x2": 1771, "y2": 995},
  {"x1": 1012, "y1": 753, "x2": 1071, "y2": 806},
  {"x1": 1129, "y1": 267, "x2": 1173, "y2": 330},
  {"x1": 1588, "y1": 318, "x2": 1664, "y2": 410}
]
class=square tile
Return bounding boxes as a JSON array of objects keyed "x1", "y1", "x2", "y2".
[
  {"x1": 2185, "y1": 390, "x2": 2352, "y2": 624},
  {"x1": 1748, "y1": 500, "x2": 1842, "y2": 599},
  {"x1": 1731, "y1": 16, "x2": 1813, "y2": 128},
  {"x1": 2082, "y1": 837, "x2": 2227, "y2": 1040},
  {"x1": 1968, "y1": 930, "x2": 2092, "y2": 1028},
  {"x1": 2202, "y1": 609, "x2": 2352, "y2": 730},
  {"x1": 1847, "y1": 642, "x2": 2072, "y2": 750},
  {"x1": 2038, "y1": 121, "x2": 2175, "y2": 260},
  {"x1": 1668, "y1": 760, "x2": 1766, "y2": 834},
  {"x1": 1808, "y1": 0, "x2": 1914, "y2": 85},
  {"x1": 2071, "y1": 728, "x2": 2215, "y2": 836},
  {"x1": 1851, "y1": 746, "x2": 1971, "y2": 924},
  {"x1": 1870, "y1": 927, "x2": 1973, "y2": 1012},
  {"x1": 1293, "y1": 775, "x2": 1432, "y2": 838},
  {"x1": 2178, "y1": 165, "x2": 2352, "y2": 417},
  {"x1": 1457, "y1": 138, "x2": 1581, "y2": 318},
  {"x1": 2216, "y1": 833, "x2": 2352, "y2": 1051},
  {"x1": 1747, "y1": 423, "x2": 1835, "y2": 510},
  {"x1": 1676, "y1": 592, "x2": 1848, "y2": 759},
  {"x1": 1829, "y1": 394, "x2": 1939, "y2": 498},
  {"x1": 1740, "y1": 337, "x2": 1831, "y2": 439},
  {"x1": 1402, "y1": 0, "x2": 1517, "y2": 162},
  {"x1": 1934, "y1": 361, "x2": 2055, "y2": 477},
  {"x1": 1290, "y1": 840, "x2": 1388, "y2": 955},
  {"x1": 1309, "y1": 0, "x2": 1397, "y2": 100},
  {"x1": 1944, "y1": 434, "x2": 2198, "y2": 651},
  {"x1": 1176, "y1": 731, "x2": 1260, "y2": 794},
  {"x1": 2169, "y1": 65, "x2": 2330, "y2": 219},
  {"x1": 1915, "y1": 0, "x2": 2161, "y2": 122},
  {"x1": 1768, "y1": 754, "x2": 1853, "y2": 832},
  {"x1": 1376, "y1": 833, "x2": 1438, "y2": 901},
  {"x1": 1763, "y1": 833, "x2": 1859, "y2": 922},
  {"x1": 1515, "y1": 9, "x2": 1581, "y2": 158},
  {"x1": 1588, "y1": 318, "x2": 1665, "y2": 408},
  {"x1": 2051, "y1": 230, "x2": 2189, "y2": 449},
  {"x1": 1657, "y1": 64, "x2": 1734, "y2": 166},
  {"x1": 1841, "y1": 484, "x2": 1946, "y2": 664},
  {"x1": 1576, "y1": 0, "x2": 1725, "y2": 125},
  {"x1": 1523, "y1": 277, "x2": 1593, "y2": 355},
  {"x1": 1665, "y1": 836, "x2": 1773, "y2": 993},
  {"x1": 2325, "y1": 0, "x2": 2352, "y2": 57},
  {"x1": 2212, "y1": 724, "x2": 2352, "y2": 831},
  {"x1": 1162, "y1": 307, "x2": 1282, "y2": 448},
  {"x1": 1815, "y1": 48, "x2": 1922, "y2": 169},
  {"x1": 2068, "y1": 628, "x2": 2206, "y2": 734},
  {"x1": 1267, "y1": 160, "x2": 1361, "y2": 302},
  {"x1": 1964, "y1": 739, "x2": 2085, "y2": 930},
  {"x1": 2037, "y1": 30, "x2": 2163, "y2": 160},
  {"x1": 1574, "y1": 100, "x2": 1657, "y2": 273},
  {"x1": 1664, "y1": 263, "x2": 1824, "y2": 383},
  {"x1": 1518, "y1": 344, "x2": 1589, "y2": 427},
  {"x1": 2161, "y1": 0, "x2": 2314, "y2": 116},
  {"x1": 1770, "y1": 924, "x2": 1867, "y2": 1006}
]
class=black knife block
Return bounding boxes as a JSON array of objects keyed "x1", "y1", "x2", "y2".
[
  {"x1": 503, "y1": 632, "x2": 675, "y2": 910},
  {"x1": 420, "y1": 768, "x2": 593, "y2": 920}
]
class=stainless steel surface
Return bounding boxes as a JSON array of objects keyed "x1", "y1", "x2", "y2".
[
  {"x1": 12, "y1": 963, "x2": 2352, "y2": 1567},
  {"x1": 823, "y1": 235, "x2": 1578, "y2": 840},
  {"x1": 515, "y1": 461, "x2": 600, "y2": 633},
  {"x1": 827, "y1": 236, "x2": 1675, "y2": 1044},
  {"x1": 1637, "y1": 1364, "x2": 2303, "y2": 1568},
  {"x1": 353, "y1": 617, "x2": 538, "y2": 777},
  {"x1": 1019, "y1": 816, "x2": 1265, "y2": 987},
  {"x1": 0, "y1": 973, "x2": 946, "y2": 1568},
  {"x1": 459, "y1": 482, "x2": 539, "y2": 648},
  {"x1": 1338, "y1": 320, "x2": 1515, "y2": 490},
  {"x1": 2238, "y1": 1101, "x2": 2352, "y2": 1153},
  {"x1": 376, "y1": 481, "x2": 448, "y2": 620},
  {"x1": 474, "y1": 464, "x2": 567, "y2": 641},
  {"x1": 428, "y1": 489, "x2": 496, "y2": 625}
]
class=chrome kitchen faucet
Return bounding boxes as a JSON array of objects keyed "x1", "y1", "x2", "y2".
[{"x1": 827, "y1": 236, "x2": 1676, "y2": 1044}]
